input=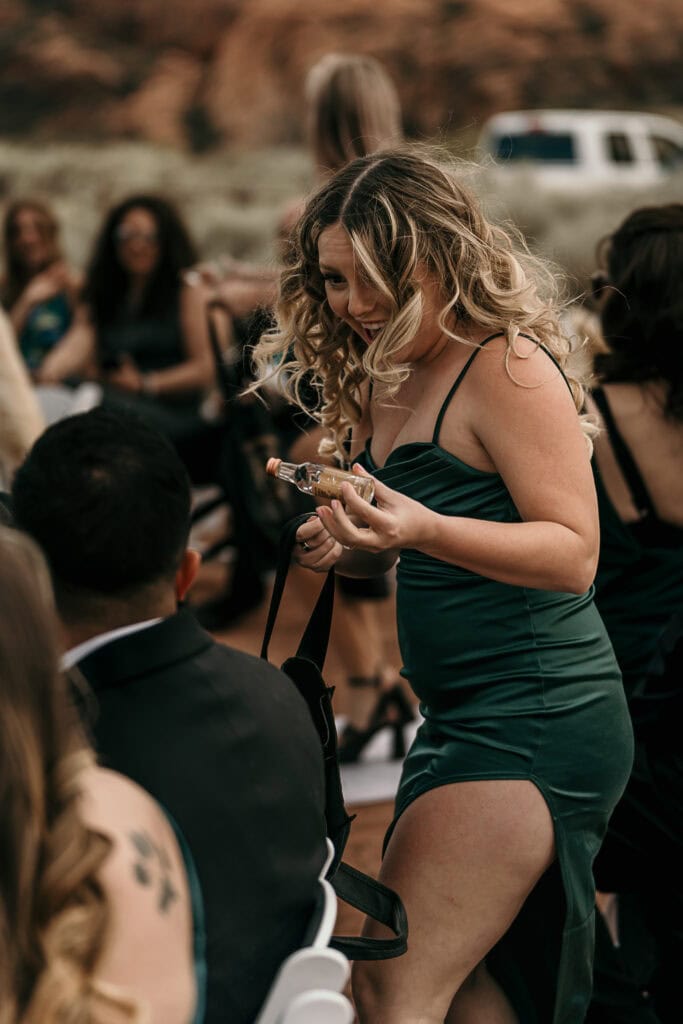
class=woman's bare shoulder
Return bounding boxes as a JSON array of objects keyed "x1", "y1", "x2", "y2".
[{"x1": 79, "y1": 767, "x2": 196, "y2": 1024}]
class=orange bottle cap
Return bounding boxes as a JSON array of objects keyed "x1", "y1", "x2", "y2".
[{"x1": 265, "y1": 457, "x2": 281, "y2": 476}]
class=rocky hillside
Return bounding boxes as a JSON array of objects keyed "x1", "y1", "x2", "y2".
[{"x1": 2, "y1": 0, "x2": 683, "y2": 149}]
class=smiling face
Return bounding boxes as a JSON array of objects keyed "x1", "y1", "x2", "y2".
[
  {"x1": 317, "y1": 221, "x2": 449, "y2": 362},
  {"x1": 114, "y1": 206, "x2": 160, "y2": 279},
  {"x1": 10, "y1": 206, "x2": 55, "y2": 273}
]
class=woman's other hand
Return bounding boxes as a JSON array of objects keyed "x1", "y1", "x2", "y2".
[
  {"x1": 106, "y1": 354, "x2": 146, "y2": 393},
  {"x1": 294, "y1": 515, "x2": 344, "y2": 573},
  {"x1": 21, "y1": 271, "x2": 62, "y2": 309},
  {"x1": 318, "y1": 464, "x2": 437, "y2": 553}
]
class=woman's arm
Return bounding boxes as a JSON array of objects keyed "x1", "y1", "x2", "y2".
[
  {"x1": 34, "y1": 304, "x2": 97, "y2": 383},
  {"x1": 8, "y1": 262, "x2": 82, "y2": 338},
  {"x1": 320, "y1": 344, "x2": 599, "y2": 594},
  {"x1": 9, "y1": 274, "x2": 61, "y2": 338}
]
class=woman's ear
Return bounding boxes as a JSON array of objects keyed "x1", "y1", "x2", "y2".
[{"x1": 175, "y1": 548, "x2": 201, "y2": 601}]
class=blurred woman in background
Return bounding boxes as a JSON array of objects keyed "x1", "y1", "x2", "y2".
[
  {"x1": 1, "y1": 198, "x2": 81, "y2": 375},
  {"x1": 0, "y1": 526, "x2": 204, "y2": 1024},
  {"x1": 587, "y1": 205, "x2": 683, "y2": 1024},
  {"x1": 37, "y1": 195, "x2": 215, "y2": 467}
]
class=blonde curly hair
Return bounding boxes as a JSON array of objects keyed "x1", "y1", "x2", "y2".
[
  {"x1": 0, "y1": 528, "x2": 138, "y2": 1024},
  {"x1": 251, "y1": 148, "x2": 595, "y2": 462}
]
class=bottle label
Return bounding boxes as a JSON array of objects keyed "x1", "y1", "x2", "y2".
[{"x1": 311, "y1": 468, "x2": 373, "y2": 503}]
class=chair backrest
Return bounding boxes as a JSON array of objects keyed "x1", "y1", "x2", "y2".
[{"x1": 254, "y1": 841, "x2": 354, "y2": 1024}]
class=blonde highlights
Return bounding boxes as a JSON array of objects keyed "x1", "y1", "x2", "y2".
[
  {"x1": 252, "y1": 149, "x2": 596, "y2": 461},
  {"x1": 0, "y1": 529, "x2": 137, "y2": 1024}
]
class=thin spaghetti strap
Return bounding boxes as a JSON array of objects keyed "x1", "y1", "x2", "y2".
[
  {"x1": 592, "y1": 387, "x2": 655, "y2": 517},
  {"x1": 521, "y1": 333, "x2": 574, "y2": 397},
  {"x1": 432, "y1": 332, "x2": 504, "y2": 444}
]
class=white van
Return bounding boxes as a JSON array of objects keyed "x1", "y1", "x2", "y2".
[{"x1": 478, "y1": 109, "x2": 683, "y2": 190}]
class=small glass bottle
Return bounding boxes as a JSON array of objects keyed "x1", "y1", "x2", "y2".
[{"x1": 266, "y1": 457, "x2": 374, "y2": 503}]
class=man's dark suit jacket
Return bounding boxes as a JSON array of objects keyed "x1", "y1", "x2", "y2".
[{"x1": 75, "y1": 608, "x2": 327, "y2": 1024}]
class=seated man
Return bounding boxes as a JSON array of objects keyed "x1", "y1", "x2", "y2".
[{"x1": 12, "y1": 408, "x2": 327, "y2": 1024}]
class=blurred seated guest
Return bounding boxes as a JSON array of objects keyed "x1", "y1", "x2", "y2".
[
  {"x1": 37, "y1": 195, "x2": 216, "y2": 464},
  {"x1": 1, "y1": 198, "x2": 81, "y2": 375},
  {"x1": 12, "y1": 408, "x2": 328, "y2": 1024},
  {"x1": 0, "y1": 305, "x2": 44, "y2": 488},
  {"x1": 586, "y1": 204, "x2": 683, "y2": 1023},
  {"x1": 589, "y1": 204, "x2": 683, "y2": 695},
  {"x1": 0, "y1": 526, "x2": 202, "y2": 1024}
]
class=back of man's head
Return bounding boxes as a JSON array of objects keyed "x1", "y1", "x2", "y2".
[{"x1": 12, "y1": 410, "x2": 192, "y2": 624}]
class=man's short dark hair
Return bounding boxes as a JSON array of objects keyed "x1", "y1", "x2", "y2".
[{"x1": 12, "y1": 409, "x2": 191, "y2": 596}]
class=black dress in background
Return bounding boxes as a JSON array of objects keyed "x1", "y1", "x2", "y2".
[
  {"x1": 588, "y1": 387, "x2": 683, "y2": 1024},
  {"x1": 98, "y1": 298, "x2": 213, "y2": 471}
]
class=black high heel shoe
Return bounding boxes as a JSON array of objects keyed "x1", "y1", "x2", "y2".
[{"x1": 338, "y1": 683, "x2": 415, "y2": 764}]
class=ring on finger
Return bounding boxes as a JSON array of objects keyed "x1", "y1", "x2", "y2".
[{"x1": 299, "y1": 539, "x2": 312, "y2": 552}]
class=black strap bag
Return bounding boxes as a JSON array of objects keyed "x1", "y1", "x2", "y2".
[{"x1": 261, "y1": 513, "x2": 408, "y2": 961}]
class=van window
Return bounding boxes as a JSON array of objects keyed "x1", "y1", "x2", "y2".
[
  {"x1": 605, "y1": 132, "x2": 634, "y2": 164},
  {"x1": 492, "y1": 132, "x2": 576, "y2": 163},
  {"x1": 650, "y1": 135, "x2": 683, "y2": 170}
]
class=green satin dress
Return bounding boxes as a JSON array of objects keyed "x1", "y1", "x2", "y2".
[{"x1": 357, "y1": 335, "x2": 634, "y2": 1024}]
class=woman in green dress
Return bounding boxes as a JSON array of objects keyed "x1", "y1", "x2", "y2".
[{"x1": 253, "y1": 150, "x2": 633, "y2": 1023}]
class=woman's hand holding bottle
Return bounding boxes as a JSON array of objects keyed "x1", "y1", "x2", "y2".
[{"x1": 318, "y1": 464, "x2": 438, "y2": 554}]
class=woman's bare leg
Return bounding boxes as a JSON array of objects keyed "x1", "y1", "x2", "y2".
[
  {"x1": 445, "y1": 963, "x2": 518, "y2": 1023},
  {"x1": 352, "y1": 779, "x2": 555, "y2": 1024}
]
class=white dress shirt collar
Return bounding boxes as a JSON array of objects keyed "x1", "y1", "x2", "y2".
[{"x1": 62, "y1": 617, "x2": 163, "y2": 670}]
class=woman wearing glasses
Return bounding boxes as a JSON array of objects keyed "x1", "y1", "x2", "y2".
[{"x1": 38, "y1": 195, "x2": 214, "y2": 453}]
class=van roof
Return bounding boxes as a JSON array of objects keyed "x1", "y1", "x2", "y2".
[{"x1": 483, "y1": 109, "x2": 683, "y2": 136}]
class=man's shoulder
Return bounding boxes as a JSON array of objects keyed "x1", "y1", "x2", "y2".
[{"x1": 198, "y1": 635, "x2": 295, "y2": 686}]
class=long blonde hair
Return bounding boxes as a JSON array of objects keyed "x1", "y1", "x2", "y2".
[
  {"x1": 0, "y1": 528, "x2": 136, "y2": 1024},
  {"x1": 252, "y1": 148, "x2": 595, "y2": 461},
  {"x1": 305, "y1": 54, "x2": 403, "y2": 175}
]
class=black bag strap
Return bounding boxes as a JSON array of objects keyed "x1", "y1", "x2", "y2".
[
  {"x1": 330, "y1": 862, "x2": 408, "y2": 960},
  {"x1": 260, "y1": 512, "x2": 335, "y2": 670},
  {"x1": 260, "y1": 514, "x2": 408, "y2": 961}
]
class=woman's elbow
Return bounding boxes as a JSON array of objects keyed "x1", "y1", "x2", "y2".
[{"x1": 562, "y1": 546, "x2": 598, "y2": 595}]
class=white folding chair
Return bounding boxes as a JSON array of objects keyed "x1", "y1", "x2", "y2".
[
  {"x1": 280, "y1": 990, "x2": 354, "y2": 1024},
  {"x1": 255, "y1": 840, "x2": 354, "y2": 1024}
]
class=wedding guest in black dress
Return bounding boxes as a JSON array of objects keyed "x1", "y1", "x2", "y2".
[
  {"x1": 586, "y1": 204, "x2": 683, "y2": 1024},
  {"x1": 37, "y1": 195, "x2": 215, "y2": 471}
]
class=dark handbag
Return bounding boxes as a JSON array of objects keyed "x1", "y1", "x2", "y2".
[{"x1": 261, "y1": 513, "x2": 408, "y2": 961}]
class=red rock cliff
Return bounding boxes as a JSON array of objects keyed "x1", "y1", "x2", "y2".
[{"x1": 1, "y1": 0, "x2": 682, "y2": 148}]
